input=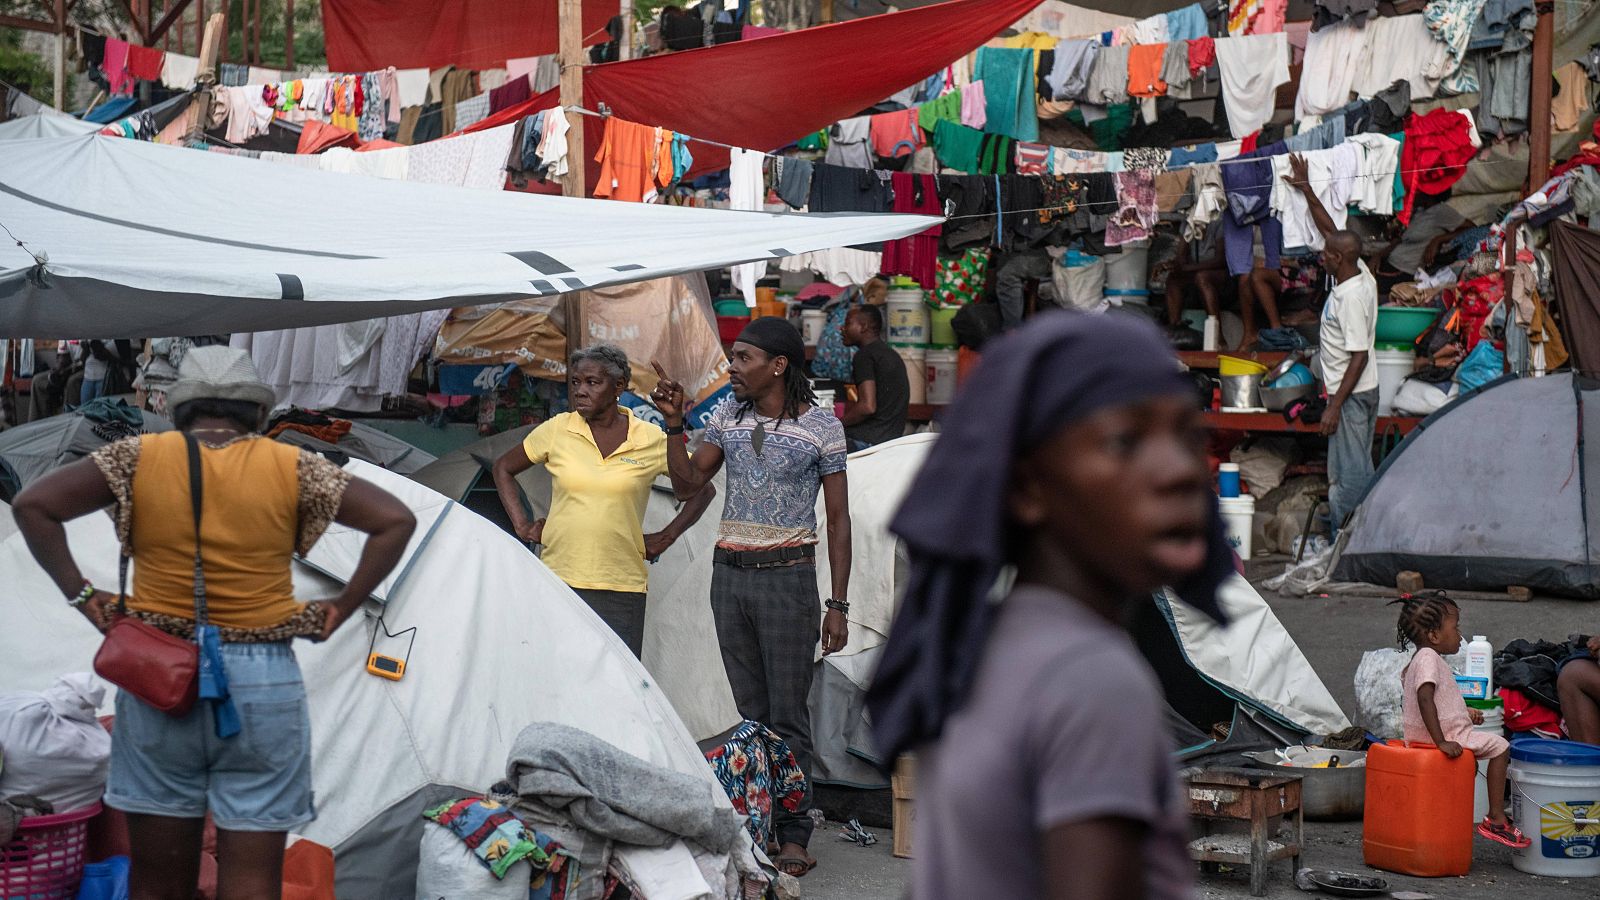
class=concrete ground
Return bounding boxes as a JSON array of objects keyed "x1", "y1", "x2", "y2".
[{"x1": 802, "y1": 567, "x2": 1600, "y2": 899}]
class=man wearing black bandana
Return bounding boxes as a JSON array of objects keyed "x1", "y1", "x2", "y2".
[{"x1": 650, "y1": 316, "x2": 851, "y2": 878}]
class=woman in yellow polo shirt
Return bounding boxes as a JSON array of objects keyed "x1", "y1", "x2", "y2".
[{"x1": 492, "y1": 344, "x2": 714, "y2": 657}]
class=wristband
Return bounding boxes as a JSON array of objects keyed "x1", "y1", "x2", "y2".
[
  {"x1": 68, "y1": 581, "x2": 96, "y2": 608},
  {"x1": 825, "y1": 598, "x2": 850, "y2": 614},
  {"x1": 664, "y1": 423, "x2": 686, "y2": 435}
]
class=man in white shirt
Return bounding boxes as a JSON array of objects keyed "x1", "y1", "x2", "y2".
[{"x1": 1283, "y1": 154, "x2": 1379, "y2": 534}]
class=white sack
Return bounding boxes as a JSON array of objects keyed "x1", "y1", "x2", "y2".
[{"x1": 0, "y1": 673, "x2": 112, "y2": 810}]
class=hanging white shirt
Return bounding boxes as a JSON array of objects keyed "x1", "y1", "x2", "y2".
[
  {"x1": 540, "y1": 111, "x2": 570, "y2": 178},
  {"x1": 1353, "y1": 14, "x2": 1452, "y2": 100},
  {"x1": 728, "y1": 148, "x2": 769, "y2": 307},
  {"x1": 1347, "y1": 133, "x2": 1403, "y2": 215},
  {"x1": 1295, "y1": 20, "x2": 1366, "y2": 118},
  {"x1": 1215, "y1": 33, "x2": 1291, "y2": 139},
  {"x1": 1270, "y1": 144, "x2": 1359, "y2": 251}
]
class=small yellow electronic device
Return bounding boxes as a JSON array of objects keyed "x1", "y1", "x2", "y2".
[
  {"x1": 365, "y1": 615, "x2": 416, "y2": 682},
  {"x1": 366, "y1": 653, "x2": 406, "y2": 681}
]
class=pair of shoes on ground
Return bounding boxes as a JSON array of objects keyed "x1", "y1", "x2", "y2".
[{"x1": 1478, "y1": 817, "x2": 1532, "y2": 849}]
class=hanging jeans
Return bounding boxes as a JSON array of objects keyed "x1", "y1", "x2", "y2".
[{"x1": 1327, "y1": 387, "x2": 1379, "y2": 536}]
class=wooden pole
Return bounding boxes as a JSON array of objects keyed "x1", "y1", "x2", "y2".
[
  {"x1": 52, "y1": 0, "x2": 65, "y2": 110},
  {"x1": 188, "y1": 12, "x2": 223, "y2": 143},
  {"x1": 251, "y1": 0, "x2": 261, "y2": 66},
  {"x1": 1528, "y1": 0, "x2": 1555, "y2": 189},
  {"x1": 821, "y1": 0, "x2": 834, "y2": 24},
  {"x1": 619, "y1": 0, "x2": 632, "y2": 61},
  {"x1": 558, "y1": 0, "x2": 587, "y2": 198},
  {"x1": 284, "y1": 0, "x2": 294, "y2": 69}
]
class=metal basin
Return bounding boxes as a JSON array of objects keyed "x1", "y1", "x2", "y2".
[{"x1": 1241, "y1": 747, "x2": 1366, "y2": 821}]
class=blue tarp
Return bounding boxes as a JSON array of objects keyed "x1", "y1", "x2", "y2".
[{"x1": 81, "y1": 97, "x2": 137, "y2": 124}]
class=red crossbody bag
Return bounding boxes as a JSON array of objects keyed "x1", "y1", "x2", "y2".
[{"x1": 92, "y1": 434, "x2": 209, "y2": 716}]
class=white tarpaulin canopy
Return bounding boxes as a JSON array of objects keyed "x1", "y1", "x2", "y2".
[
  {"x1": 0, "y1": 134, "x2": 938, "y2": 338},
  {"x1": 0, "y1": 113, "x2": 99, "y2": 141},
  {"x1": 0, "y1": 461, "x2": 744, "y2": 896}
]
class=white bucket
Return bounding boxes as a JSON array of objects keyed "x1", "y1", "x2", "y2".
[
  {"x1": 887, "y1": 290, "x2": 931, "y2": 346},
  {"x1": 1219, "y1": 494, "x2": 1255, "y2": 559},
  {"x1": 800, "y1": 309, "x2": 827, "y2": 347},
  {"x1": 1375, "y1": 349, "x2": 1413, "y2": 417},
  {"x1": 1510, "y1": 740, "x2": 1600, "y2": 877},
  {"x1": 896, "y1": 346, "x2": 928, "y2": 405},
  {"x1": 925, "y1": 348, "x2": 958, "y2": 405}
]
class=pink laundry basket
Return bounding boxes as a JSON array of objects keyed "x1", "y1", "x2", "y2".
[{"x1": 0, "y1": 803, "x2": 101, "y2": 900}]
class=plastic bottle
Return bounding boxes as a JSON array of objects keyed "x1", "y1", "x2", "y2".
[
  {"x1": 1464, "y1": 635, "x2": 1494, "y2": 694},
  {"x1": 1202, "y1": 315, "x2": 1220, "y2": 352}
]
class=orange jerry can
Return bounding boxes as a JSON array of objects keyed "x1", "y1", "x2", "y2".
[{"x1": 1363, "y1": 740, "x2": 1476, "y2": 876}]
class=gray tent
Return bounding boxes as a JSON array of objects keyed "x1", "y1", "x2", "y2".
[
  {"x1": 0, "y1": 402, "x2": 171, "y2": 499},
  {"x1": 271, "y1": 421, "x2": 437, "y2": 475},
  {"x1": 1334, "y1": 373, "x2": 1600, "y2": 599}
]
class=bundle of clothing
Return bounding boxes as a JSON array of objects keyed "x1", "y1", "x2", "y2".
[{"x1": 1494, "y1": 637, "x2": 1594, "y2": 738}]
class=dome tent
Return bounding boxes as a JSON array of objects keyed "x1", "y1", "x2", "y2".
[{"x1": 1334, "y1": 373, "x2": 1600, "y2": 599}]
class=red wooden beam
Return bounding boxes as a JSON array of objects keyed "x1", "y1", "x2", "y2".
[
  {"x1": 149, "y1": 0, "x2": 194, "y2": 44},
  {"x1": 0, "y1": 12, "x2": 60, "y2": 33}
]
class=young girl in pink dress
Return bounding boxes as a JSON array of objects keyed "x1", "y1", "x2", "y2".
[{"x1": 1394, "y1": 591, "x2": 1531, "y2": 849}]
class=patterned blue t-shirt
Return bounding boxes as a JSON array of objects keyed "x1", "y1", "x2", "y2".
[{"x1": 705, "y1": 402, "x2": 847, "y2": 551}]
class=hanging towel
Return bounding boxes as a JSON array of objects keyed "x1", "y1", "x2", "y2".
[
  {"x1": 974, "y1": 46, "x2": 1039, "y2": 142},
  {"x1": 729, "y1": 148, "x2": 769, "y2": 307},
  {"x1": 1166, "y1": 4, "x2": 1210, "y2": 42}
]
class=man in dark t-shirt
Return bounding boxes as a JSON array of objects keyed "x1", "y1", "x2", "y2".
[{"x1": 840, "y1": 305, "x2": 909, "y2": 448}]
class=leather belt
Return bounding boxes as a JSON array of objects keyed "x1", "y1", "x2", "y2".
[{"x1": 713, "y1": 544, "x2": 817, "y2": 568}]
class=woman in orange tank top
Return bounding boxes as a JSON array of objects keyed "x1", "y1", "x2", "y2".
[{"x1": 13, "y1": 347, "x2": 416, "y2": 899}]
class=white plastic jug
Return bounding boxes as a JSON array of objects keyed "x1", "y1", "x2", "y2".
[{"x1": 1465, "y1": 635, "x2": 1495, "y2": 696}]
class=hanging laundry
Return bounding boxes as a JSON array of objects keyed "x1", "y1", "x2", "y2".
[
  {"x1": 825, "y1": 116, "x2": 872, "y2": 168},
  {"x1": 779, "y1": 248, "x2": 884, "y2": 287},
  {"x1": 974, "y1": 46, "x2": 1039, "y2": 141},
  {"x1": 1269, "y1": 144, "x2": 1359, "y2": 250},
  {"x1": 490, "y1": 75, "x2": 531, "y2": 114},
  {"x1": 869, "y1": 108, "x2": 922, "y2": 159},
  {"x1": 1423, "y1": 0, "x2": 1490, "y2": 94},
  {"x1": 540, "y1": 110, "x2": 571, "y2": 177},
  {"x1": 103, "y1": 38, "x2": 133, "y2": 95},
  {"x1": 1166, "y1": 4, "x2": 1210, "y2": 42},
  {"x1": 1313, "y1": 0, "x2": 1378, "y2": 31},
  {"x1": 1167, "y1": 143, "x2": 1218, "y2": 168},
  {"x1": 1107, "y1": 169, "x2": 1158, "y2": 247},
  {"x1": 1185, "y1": 162, "x2": 1226, "y2": 239},
  {"x1": 1552, "y1": 61, "x2": 1592, "y2": 133},
  {"x1": 1084, "y1": 44, "x2": 1132, "y2": 105},
  {"x1": 1046, "y1": 40, "x2": 1099, "y2": 101},
  {"x1": 775, "y1": 157, "x2": 814, "y2": 209},
  {"x1": 218, "y1": 85, "x2": 274, "y2": 142},
  {"x1": 1188, "y1": 36, "x2": 1216, "y2": 76},
  {"x1": 1284, "y1": 115, "x2": 1346, "y2": 152},
  {"x1": 358, "y1": 71, "x2": 387, "y2": 142},
  {"x1": 1131, "y1": 15, "x2": 1169, "y2": 45},
  {"x1": 808, "y1": 164, "x2": 893, "y2": 213},
  {"x1": 1296, "y1": 20, "x2": 1367, "y2": 117},
  {"x1": 126, "y1": 45, "x2": 165, "y2": 83},
  {"x1": 1220, "y1": 144, "x2": 1286, "y2": 276},
  {"x1": 978, "y1": 133, "x2": 1016, "y2": 176},
  {"x1": 728, "y1": 148, "x2": 768, "y2": 307},
  {"x1": 594, "y1": 117, "x2": 660, "y2": 203},
  {"x1": 930, "y1": 120, "x2": 987, "y2": 175},
  {"x1": 395, "y1": 68, "x2": 430, "y2": 107},
  {"x1": 917, "y1": 88, "x2": 963, "y2": 135},
  {"x1": 881, "y1": 173, "x2": 944, "y2": 290},
  {"x1": 1399, "y1": 108, "x2": 1477, "y2": 224},
  {"x1": 1051, "y1": 147, "x2": 1110, "y2": 174},
  {"x1": 1161, "y1": 41, "x2": 1195, "y2": 98},
  {"x1": 1352, "y1": 14, "x2": 1453, "y2": 101},
  {"x1": 960, "y1": 82, "x2": 988, "y2": 130},
  {"x1": 454, "y1": 93, "x2": 491, "y2": 131},
  {"x1": 1346, "y1": 134, "x2": 1401, "y2": 215},
  {"x1": 1014, "y1": 143, "x2": 1051, "y2": 175},
  {"x1": 159, "y1": 53, "x2": 199, "y2": 90},
  {"x1": 1127, "y1": 44, "x2": 1169, "y2": 98},
  {"x1": 1215, "y1": 32, "x2": 1291, "y2": 139},
  {"x1": 1228, "y1": 0, "x2": 1286, "y2": 36}
]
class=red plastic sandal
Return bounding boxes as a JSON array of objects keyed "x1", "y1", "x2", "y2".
[{"x1": 1478, "y1": 818, "x2": 1532, "y2": 849}]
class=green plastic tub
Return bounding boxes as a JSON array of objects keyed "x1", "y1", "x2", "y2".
[{"x1": 1375, "y1": 306, "x2": 1440, "y2": 344}]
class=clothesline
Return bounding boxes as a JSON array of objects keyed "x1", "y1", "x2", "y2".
[{"x1": 562, "y1": 103, "x2": 1494, "y2": 183}]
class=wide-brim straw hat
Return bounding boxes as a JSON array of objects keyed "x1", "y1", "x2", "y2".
[{"x1": 163, "y1": 346, "x2": 277, "y2": 413}]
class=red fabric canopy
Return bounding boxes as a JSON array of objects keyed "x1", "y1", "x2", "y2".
[
  {"x1": 462, "y1": 0, "x2": 1044, "y2": 184},
  {"x1": 321, "y1": 0, "x2": 615, "y2": 71}
]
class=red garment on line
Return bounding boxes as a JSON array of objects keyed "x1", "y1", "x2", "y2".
[
  {"x1": 457, "y1": 0, "x2": 1045, "y2": 186},
  {"x1": 1187, "y1": 37, "x2": 1216, "y2": 77},
  {"x1": 881, "y1": 173, "x2": 944, "y2": 290},
  {"x1": 1400, "y1": 108, "x2": 1476, "y2": 225},
  {"x1": 126, "y1": 45, "x2": 165, "y2": 82}
]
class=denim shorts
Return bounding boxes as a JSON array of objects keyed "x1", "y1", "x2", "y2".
[{"x1": 105, "y1": 642, "x2": 315, "y2": 832}]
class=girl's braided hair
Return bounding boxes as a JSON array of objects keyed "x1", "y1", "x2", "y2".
[{"x1": 1388, "y1": 591, "x2": 1459, "y2": 651}]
